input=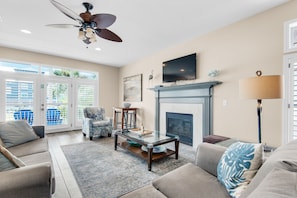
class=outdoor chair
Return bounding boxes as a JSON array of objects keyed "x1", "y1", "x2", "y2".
[
  {"x1": 46, "y1": 108, "x2": 63, "y2": 125},
  {"x1": 82, "y1": 107, "x2": 112, "y2": 140},
  {"x1": 13, "y1": 110, "x2": 34, "y2": 125}
]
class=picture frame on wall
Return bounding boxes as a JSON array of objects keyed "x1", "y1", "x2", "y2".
[
  {"x1": 123, "y1": 74, "x2": 142, "y2": 102},
  {"x1": 284, "y1": 18, "x2": 297, "y2": 53}
]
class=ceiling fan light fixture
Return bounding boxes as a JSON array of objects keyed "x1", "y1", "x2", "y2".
[
  {"x1": 78, "y1": 29, "x2": 86, "y2": 40},
  {"x1": 85, "y1": 27, "x2": 94, "y2": 38},
  {"x1": 89, "y1": 34, "x2": 97, "y2": 43}
]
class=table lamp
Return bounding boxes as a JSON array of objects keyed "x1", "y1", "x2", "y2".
[{"x1": 239, "y1": 70, "x2": 282, "y2": 146}]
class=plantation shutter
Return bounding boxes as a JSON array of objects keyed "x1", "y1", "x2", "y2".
[
  {"x1": 5, "y1": 79, "x2": 34, "y2": 124},
  {"x1": 292, "y1": 61, "x2": 297, "y2": 139},
  {"x1": 284, "y1": 54, "x2": 297, "y2": 142},
  {"x1": 77, "y1": 84, "x2": 95, "y2": 121}
]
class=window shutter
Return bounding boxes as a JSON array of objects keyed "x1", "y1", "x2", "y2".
[{"x1": 77, "y1": 84, "x2": 95, "y2": 121}]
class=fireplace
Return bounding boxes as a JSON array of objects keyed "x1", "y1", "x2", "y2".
[
  {"x1": 152, "y1": 81, "x2": 221, "y2": 149},
  {"x1": 166, "y1": 112, "x2": 193, "y2": 146}
]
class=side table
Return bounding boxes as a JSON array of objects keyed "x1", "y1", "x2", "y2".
[{"x1": 113, "y1": 107, "x2": 138, "y2": 129}]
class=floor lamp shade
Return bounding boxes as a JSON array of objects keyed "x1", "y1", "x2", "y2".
[{"x1": 239, "y1": 75, "x2": 282, "y2": 100}]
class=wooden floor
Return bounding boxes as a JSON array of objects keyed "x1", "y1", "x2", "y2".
[{"x1": 47, "y1": 130, "x2": 85, "y2": 198}]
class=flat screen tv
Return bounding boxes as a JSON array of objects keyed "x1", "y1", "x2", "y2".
[{"x1": 162, "y1": 53, "x2": 196, "y2": 83}]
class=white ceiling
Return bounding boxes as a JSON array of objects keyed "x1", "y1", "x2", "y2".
[{"x1": 0, "y1": 0, "x2": 290, "y2": 67}]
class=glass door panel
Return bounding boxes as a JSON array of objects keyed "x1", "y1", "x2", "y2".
[{"x1": 45, "y1": 81, "x2": 70, "y2": 130}]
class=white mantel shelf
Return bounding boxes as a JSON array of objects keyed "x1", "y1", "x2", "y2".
[{"x1": 152, "y1": 81, "x2": 222, "y2": 141}]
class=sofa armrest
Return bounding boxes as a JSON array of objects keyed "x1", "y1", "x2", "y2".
[
  {"x1": 32, "y1": 125, "x2": 45, "y2": 138},
  {"x1": 0, "y1": 162, "x2": 52, "y2": 198},
  {"x1": 195, "y1": 143, "x2": 226, "y2": 177}
]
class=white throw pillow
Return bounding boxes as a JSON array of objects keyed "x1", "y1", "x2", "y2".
[{"x1": 217, "y1": 142, "x2": 263, "y2": 198}]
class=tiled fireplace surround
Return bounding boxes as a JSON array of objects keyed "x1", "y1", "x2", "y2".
[{"x1": 152, "y1": 81, "x2": 221, "y2": 149}]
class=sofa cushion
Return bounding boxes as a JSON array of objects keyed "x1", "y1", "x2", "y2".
[
  {"x1": 0, "y1": 145, "x2": 25, "y2": 171},
  {"x1": 247, "y1": 168, "x2": 297, "y2": 198},
  {"x1": 19, "y1": 151, "x2": 52, "y2": 166},
  {"x1": 8, "y1": 137, "x2": 48, "y2": 157},
  {"x1": 195, "y1": 143, "x2": 226, "y2": 176},
  {"x1": 120, "y1": 185, "x2": 167, "y2": 198},
  {"x1": 153, "y1": 163, "x2": 230, "y2": 198},
  {"x1": 240, "y1": 139, "x2": 297, "y2": 198},
  {"x1": 0, "y1": 120, "x2": 39, "y2": 148},
  {"x1": 217, "y1": 142, "x2": 263, "y2": 198}
]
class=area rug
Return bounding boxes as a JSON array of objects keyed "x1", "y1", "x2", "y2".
[{"x1": 61, "y1": 138, "x2": 195, "y2": 198}]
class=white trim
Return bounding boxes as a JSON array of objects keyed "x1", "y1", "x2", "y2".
[{"x1": 284, "y1": 18, "x2": 297, "y2": 53}]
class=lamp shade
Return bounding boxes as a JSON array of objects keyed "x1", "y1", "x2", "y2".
[{"x1": 239, "y1": 75, "x2": 282, "y2": 99}]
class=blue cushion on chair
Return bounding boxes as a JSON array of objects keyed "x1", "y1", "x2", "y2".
[{"x1": 217, "y1": 142, "x2": 263, "y2": 198}]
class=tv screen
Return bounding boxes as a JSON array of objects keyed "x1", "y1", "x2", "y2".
[{"x1": 162, "y1": 53, "x2": 196, "y2": 83}]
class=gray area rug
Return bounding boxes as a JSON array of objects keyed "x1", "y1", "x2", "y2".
[{"x1": 61, "y1": 137, "x2": 195, "y2": 198}]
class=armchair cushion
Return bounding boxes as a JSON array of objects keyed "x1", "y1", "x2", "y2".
[
  {"x1": 0, "y1": 120, "x2": 39, "y2": 148},
  {"x1": 84, "y1": 107, "x2": 105, "y2": 120},
  {"x1": 92, "y1": 119, "x2": 111, "y2": 127}
]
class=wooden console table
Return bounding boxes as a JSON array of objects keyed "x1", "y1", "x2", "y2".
[{"x1": 113, "y1": 107, "x2": 138, "y2": 129}]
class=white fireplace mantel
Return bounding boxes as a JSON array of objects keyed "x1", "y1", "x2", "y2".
[{"x1": 152, "y1": 81, "x2": 222, "y2": 143}]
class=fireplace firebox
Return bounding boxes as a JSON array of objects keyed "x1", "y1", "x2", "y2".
[{"x1": 166, "y1": 112, "x2": 193, "y2": 146}]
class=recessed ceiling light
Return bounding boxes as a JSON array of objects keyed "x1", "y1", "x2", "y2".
[
  {"x1": 95, "y1": 47, "x2": 101, "y2": 51},
  {"x1": 20, "y1": 29, "x2": 32, "y2": 34}
]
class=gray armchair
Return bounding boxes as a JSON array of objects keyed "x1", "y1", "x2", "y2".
[{"x1": 82, "y1": 107, "x2": 112, "y2": 140}]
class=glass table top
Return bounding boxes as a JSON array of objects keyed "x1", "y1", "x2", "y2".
[{"x1": 116, "y1": 129, "x2": 179, "y2": 146}]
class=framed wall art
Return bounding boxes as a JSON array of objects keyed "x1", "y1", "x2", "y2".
[{"x1": 123, "y1": 74, "x2": 142, "y2": 102}]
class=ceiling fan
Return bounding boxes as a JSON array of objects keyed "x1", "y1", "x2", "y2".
[{"x1": 47, "y1": 0, "x2": 122, "y2": 44}]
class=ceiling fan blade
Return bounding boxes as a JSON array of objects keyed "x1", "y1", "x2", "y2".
[
  {"x1": 50, "y1": 0, "x2": 83, "y2": 23},
  {"x1": 95, "y1": 29, "x2": 122, "y2": 42},
  {"x1": 46, "y1": 24, "x2": 80, "y2": 28},
  {"x1": 92, "y1": 14, "x2": 116, "y2": 29},
  {"x1": 80, "y1": 12, "x2": 92, "y2": 23}
]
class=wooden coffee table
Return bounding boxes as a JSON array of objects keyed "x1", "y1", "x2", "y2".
[{"x1": 114, "y1": 130, "x2": 179, "y2": 171}]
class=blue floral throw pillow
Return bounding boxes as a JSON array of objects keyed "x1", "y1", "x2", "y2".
[{"x1": 217, "y1": 142, "x2": 263, "y2": 198}]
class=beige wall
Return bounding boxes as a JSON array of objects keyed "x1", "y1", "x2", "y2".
[
  {"x1": 0, "y1": 47, "x2": 120, "y2": 117},
  {"x1": 120, "y1": 1, "x2": 297, "y2": 147}
]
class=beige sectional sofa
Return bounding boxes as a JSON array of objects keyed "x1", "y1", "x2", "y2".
[
  {"x1": 120, "y1": 139, "x2": 297, "y2": 198},
  {"x1": 0, "y1": 121, "x2": 55, "y2": 198}
]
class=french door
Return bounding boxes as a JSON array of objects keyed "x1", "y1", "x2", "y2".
[{"x1": 42, "y1": 77, "x2": 72, "y2": 132}]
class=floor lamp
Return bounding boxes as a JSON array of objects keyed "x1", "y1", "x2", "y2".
[{"x1": 239, "y1": 71, "x2": 281, "y2": 148}]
